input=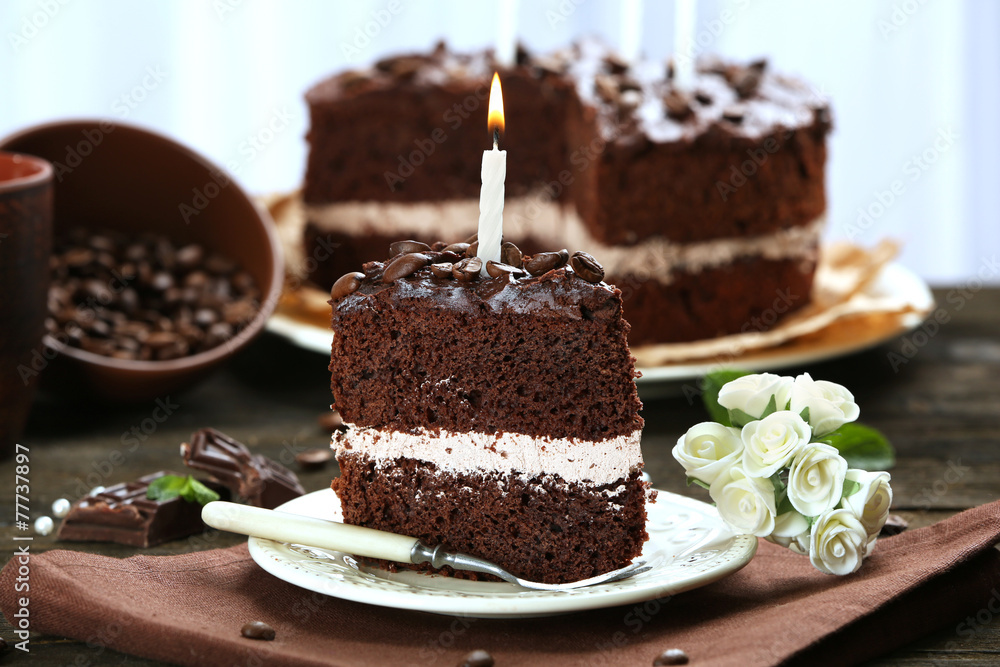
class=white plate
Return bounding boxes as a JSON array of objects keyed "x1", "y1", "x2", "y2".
[
  {"x1": 265, "y1": 261, "x2": 932, "y2": 386},
  {"x1": 248, "y1": 488, "x2": 756, "y2": 618}
]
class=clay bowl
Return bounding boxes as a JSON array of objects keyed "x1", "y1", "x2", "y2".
[{"x1": 0, "y1": 120, "x2": 283, "y2": 403}]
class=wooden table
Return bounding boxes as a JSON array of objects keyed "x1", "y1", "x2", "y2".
[{"x1": 2, "y1": 287, "x2": 999, "y2": 665}]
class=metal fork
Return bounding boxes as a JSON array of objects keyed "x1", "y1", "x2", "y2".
[{"x1": 203, "y1": 501, "x2": 649, "y2": 591}]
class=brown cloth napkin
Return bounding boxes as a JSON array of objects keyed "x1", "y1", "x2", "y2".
[{"x1": 4, "y1": 500, "x2": 1000, "y2": 667}]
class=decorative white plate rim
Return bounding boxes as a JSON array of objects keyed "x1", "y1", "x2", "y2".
[
  {"x1": 247, "y1": 488, "x2": 757, "y2": 618},
  {"x1": 265, "y1": 261, "x2": 932, "y2": 385}
]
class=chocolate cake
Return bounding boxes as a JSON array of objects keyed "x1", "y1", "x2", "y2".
[
  {"x1": 298, "y1": 40, "x2": 831, "y2": 345},
  {"x1": 328, "y1": 240, "x2": 650, "y2": 584}
]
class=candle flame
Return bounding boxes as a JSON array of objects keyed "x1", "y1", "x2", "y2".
[{"x1": 488, "y1": 72, "x2": 505, "y2": 139}]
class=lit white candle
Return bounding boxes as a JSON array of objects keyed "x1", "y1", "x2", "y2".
[
  {"x1": 476, "y1": 72, "x2": 505, "y2": 273},
  {"x1": 620, "y1": 0, "x2": 643, "y2": 63},
  {"x1": 673, "y1": 0, "x2": 697, "y2": 89}
]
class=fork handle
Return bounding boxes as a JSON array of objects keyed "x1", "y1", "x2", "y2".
[{"x1": 202, "y1": 501, "x2": 419, "y2": 564}]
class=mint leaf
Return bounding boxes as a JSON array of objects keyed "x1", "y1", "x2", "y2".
[
  {"x1": 181, "y1": 477, "x2": 220, "y2": 506},
  {"x1": 842, "y1": 479, "x2": 863, "y2": 499},
  {"x1": 728, "y1": 408, "x2": 757, "y2": 429},
  {"x1": 146, "y1": 474, "x2": 187, "y2": 501},
  {"x1": 818, "y1": 423, "x2": 895, "y2": 471},
  {"x1": 700, "y1": 369, "x2": 751, "y2": 426},
  {"x1": 146, "y1": 475, "x2": 219, "y2": 506}
]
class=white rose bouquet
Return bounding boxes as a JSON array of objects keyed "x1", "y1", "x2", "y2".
[{"x1": 673, "y1": 371, "x2": 895, "y2": 575}]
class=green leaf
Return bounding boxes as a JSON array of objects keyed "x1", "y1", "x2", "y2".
[
  {"x1": 799, "y1": 406, "x2": 810, "y2": 424},
  {"x1": 760, "y1": 394, "x2": 778, "y2": 419},
  {"x1": 728, "y1": 408, "x2": 757, "y2": 429},
  {"x1": 146, "y1": 475, "x2": 188, "y2": 501},
  {"x1": 842, "y1": 479, "x2": 863, "y2": 499},
  {"x1": 817, "y1": 423, "x2": 896, "y2": 471},
  {"x1": 146, "y1": 474, "x2": 219, "y2": 506},
  {"x1": 182, "y1": 477, "x2": 221, "y2": 506},
  {"x1": 686, "y1": 476, "x2": 711, "y2": 490},
  {"x1": 776, "y1": 494, "x2": 796, "y2": 516},
  {"x1": 700, "y1": 369, "x2": 751, "y2": 426}
]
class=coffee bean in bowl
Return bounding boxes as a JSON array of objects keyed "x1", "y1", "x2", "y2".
[
  {"x1": 48, "y1": 228, "x2": 260, "y2": 361},
  {"x1": 0, "y1": 121, "x2": 283, "y2": 403}
]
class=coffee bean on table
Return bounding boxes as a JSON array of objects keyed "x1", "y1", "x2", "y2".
[
  {"x1": 459, "y1": 649, "x2": 494, "y2": 667},
  {"x1": 317, "y1": 410, "x2": 344, "y2": 432},
  {"x1": 653, "y1": 648, "x2": 689, "y2": 665},
  {"x1": 296, "y1": 448, "x2": 333, "y2": 471},
  {"x1": 240, "y1": 621, "x2": 275, "y2": 641}
]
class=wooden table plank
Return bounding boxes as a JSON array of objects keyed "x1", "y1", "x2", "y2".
[{"x1": 2, "y1": 287, "x2": 999, "y2": 665}]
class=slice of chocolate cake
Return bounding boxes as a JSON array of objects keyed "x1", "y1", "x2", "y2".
[{"x1": 329, "y1": 241, "x2": 650, "y2": 584}]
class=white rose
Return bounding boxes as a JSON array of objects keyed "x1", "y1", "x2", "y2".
[
  {"x1": 709, "y1": 465, "x2": 776, "y2": 537},
  {"x1": 842, "y1": 469, "x2": 893, "y2": 552},
  {"x1": 740, "y1": 411, "x2": 812, "y2": 478},
  {"x1": 672, "y1": 422, "x2": 744, "y2": 485},
  {"x1": 717, "y1": 373, "x2": 794, "y2": 423},
  {"x1": 809, "y1": 509, "x2": 869, "y2": 575},
  {"x1": 767, "y1": 510, "x2": 811, "y2": 555},
  {"x1": 789, "y1": 373, "x2": 861, "y2": 437},
  {"x1": 787, "y1": 443, "x2": 848, "y2": 517}
]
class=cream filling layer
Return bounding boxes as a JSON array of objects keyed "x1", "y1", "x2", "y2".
[
  {"x1": 333, "y1": 424, "x2": 644, "y2": 487},
  {"x1": 305, "y1": 197, "x2": 823, "y2": 284}
]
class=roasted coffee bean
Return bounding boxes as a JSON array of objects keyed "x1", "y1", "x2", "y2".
[
  {"x1": 459, "y1": 649, "x2": 494, "y2": 667},
  {"x1": 204, "y1": 253, "x2": 236, "y2": 275},
  {"x1": 880, "y1": 514, "x2": 909, "y2": 537},
  {"x1": 331, "y1": 272, "x2": 365, "y2": 299},
  {"x1": 732, "y1": 68, "x2": 761, "y2": 98},
  {"x1": 664, "y1": 91, "x2": 693, "y2": 120},
  {"x1": 442, "y1": 242, "x2": 470, "y2": 254},
  {"x1": 296, "y1": 447, "x2": 333, "y2": 471},
  {"x1": 453, "y1": 257, "x2": 482, "y2": 281},
  {"x1": 500, "y1": 241, "x2": 523, "y2": 268},
  {"x1": 595, "y1": 74, "x2": 619, "y2": 104},
  {"x1": 525, "y1": 250, "x2": 569, "y2": 276},
  {"x1": 604, "y1": 53, "x2": 629, "y2": 74},
  {"x1": 144, "y1": 331, "x2": 181, "y2": 349},
  {"x1": 175, "y1": 244, "x2": 204, "y2": 270},
  {"x1": 240, "y1": 621, "x2": 275, "y2": 641},
  {"x1": 431, "y1": 263, "x2": 455, "y2": 278},
  {"x1": 570, "y1": 251, "x2": 605, "y2": 283},
  {"x1": 435, "y1": 251, "x2": 462, "y2": 264},
  {"x1": 150, "y1": 271, "x2": 174, "y2": 291},
  {"x1": 463, "y1": 232, "x2": 479, "y2": 244},
  {"x1": 194, "y1": 308, "x2": 218, "y2": 327},
  {"x1": 223, "y1": 299, "x2": 257, "y2": 326},
  {"x1": 653, "y1": 649, "x2": 689, "y2": 665},
  {"x1": 318, "y1": 410, "x2": 345, "y2": 431},
  {"x1": 204, "y1": 322, "x2": 233, "y2": 347},
  {"x1": 722, "y1": 106, "x2": 745, "y2": 123},
  {"x1": 388, "y1": 240, "x2": 431, "y2": 257},
  {"x1": 63, "y1": 247, "x2": 94, "y2": 268},
  {"x1": 694, "y1": 90, "x2": 713, "y2": 106},
  {"x1": 486, "y1": 261, "x2": 524, "y2": 278},
  {"x1": 383, "y1": 252, "x2": 431, "y2": 282},
  {"x1": 466, "y1": 241, "x2": 479, "y2": 258}
]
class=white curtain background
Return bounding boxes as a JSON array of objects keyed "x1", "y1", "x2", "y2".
[{"x1": 2, "y1": 0, "x2": 997, "y2": 285}]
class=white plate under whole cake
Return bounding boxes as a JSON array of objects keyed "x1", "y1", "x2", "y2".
[{"x1": 247, "y1": 488, "x2": 757, "y2": 619}]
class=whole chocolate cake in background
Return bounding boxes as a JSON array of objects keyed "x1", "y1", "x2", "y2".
[
  {"x1": 297, "y1": 39, "x2": 831, "y2": 345},
  {"x1": 328, "y1": 240, "x2": 651, "y2": 584}
]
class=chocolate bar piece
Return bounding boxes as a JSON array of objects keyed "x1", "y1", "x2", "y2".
[
  {"x1": 181, "y1": 428, "x2": 305, "y2": 509},
  {"x1": 57, "y1": 472, "x2": 224, "y2": 548}
]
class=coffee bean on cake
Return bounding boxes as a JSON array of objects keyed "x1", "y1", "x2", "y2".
[
  {"x1": 48, "y1": 228, "x2": 259, "y2": 361},
  {"x1": 331, "y1": 271, "x2": 365, "y2": 299},
  {"x1": 382, "y1": 252, "x2": 431, "y2": 282},
  {"x1": 524, "y1": 249, "x2": 568, "y2": 276},
  {"x1": 459, "y1": 650, "x2": 494, "y2": 667},
  {"x1": 653, "y1": 648, "x2": 690, "y2": 665},
  {"x1": 452, "y1": 256, "x2": 482, "y2": 281}
]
